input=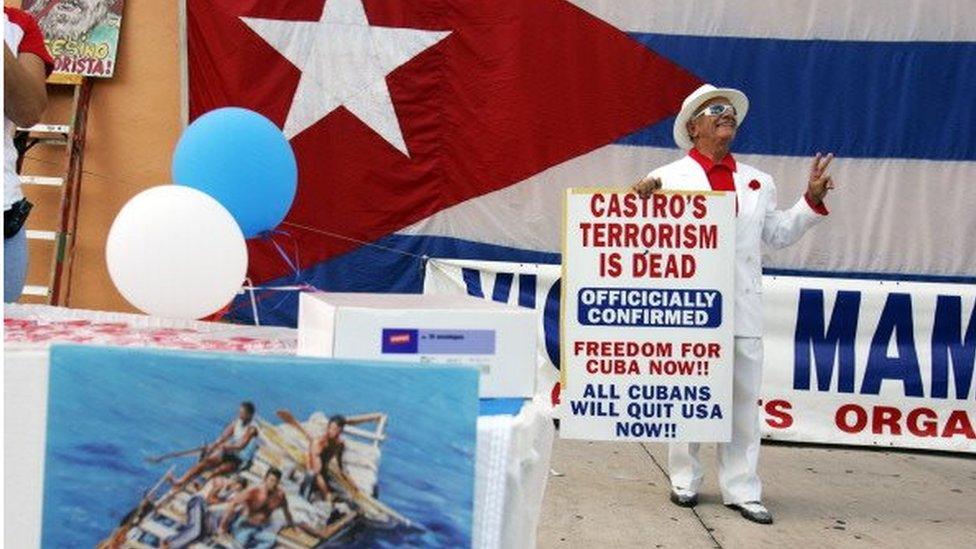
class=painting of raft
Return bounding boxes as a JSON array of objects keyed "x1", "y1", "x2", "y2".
[{"x1": 41, "y1": 345, "x2": 479, "y2": 548}]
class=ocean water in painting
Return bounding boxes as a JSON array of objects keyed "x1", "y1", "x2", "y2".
[{"x1": 41, "y1": 345, "x2": 478, "y2": 548}]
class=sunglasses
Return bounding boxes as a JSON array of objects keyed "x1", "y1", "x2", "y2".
[{"x1": 693, "y1": 103, "x2": 737, "y2": 119}]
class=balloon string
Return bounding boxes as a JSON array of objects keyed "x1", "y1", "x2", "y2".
[
  {"x1": 241, "y1": 285, "x2": 314, "y2": 291},
  {"x1": 281, "y1": 221, "x2": 429, "y2": 262},
  {"x1": 258, "y1": 229, "x2": 303, "y2": 283},
  {"x1": 245, "y1": 277, "x2": 261, "y2": 326},
  {"x1": 222, "y1": 230, "x2": 315, "y2": 325},
  {"x1": 227, "y1": 224, "x2": 433, "y2": 325},
  {"x1": 254, "y1": 230, "x2": 312, "y2": 320}
]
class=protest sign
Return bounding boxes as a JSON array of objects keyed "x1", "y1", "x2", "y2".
[{"x1": 560, "y1": 189, "x2": 735, "y2": 441}]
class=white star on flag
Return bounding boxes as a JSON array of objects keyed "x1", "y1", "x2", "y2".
[{"x1": 242, "y1": 0, "x2": 450, "y2": 155}]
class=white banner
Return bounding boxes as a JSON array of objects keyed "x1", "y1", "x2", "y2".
[
  {"x1": 559, "y1": 189, "x2": 735, "y2": 441},
  {"x1": 424, "y1": 260, "x2": 975, "y2": 453},
  {"x1": 761, "y1": 276, "x2": 976, "y2": 453}
]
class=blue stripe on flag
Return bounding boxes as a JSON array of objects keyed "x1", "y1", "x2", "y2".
[
  {"x1": 620, "y1": 33, "x2": 976, "y2": 161},
  {"x1": 227, "y1": 234, "x2": 559, "y2": 327},
  {"x1": 226, "y1": 234, "x2": 974, "y2": 328}
]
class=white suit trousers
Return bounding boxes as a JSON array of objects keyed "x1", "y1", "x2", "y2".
[{"x1": 668, "y1": 337, "x2": 764, "y2": 504}]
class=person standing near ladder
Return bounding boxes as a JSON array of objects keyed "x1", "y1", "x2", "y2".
[{"x1": 4, "y1": 6, "x2": 53, "y2": 302}]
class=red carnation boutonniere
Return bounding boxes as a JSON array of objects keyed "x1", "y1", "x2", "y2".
[{"x1": 748, "y1": 179, "x2": 761, "y2": 190}]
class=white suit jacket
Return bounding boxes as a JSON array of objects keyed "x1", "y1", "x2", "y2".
[{"x1": 646, "y1": 155, "x2": 826, "y2": 337}]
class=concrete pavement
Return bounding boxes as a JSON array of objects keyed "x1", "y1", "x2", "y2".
[{"x1": 538, "y1": 439, "x2": 976, "y2": 548}]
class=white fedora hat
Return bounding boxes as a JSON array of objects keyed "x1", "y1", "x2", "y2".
[{"x1": 673, "y1": 84, "x2": 749, "y2": 150}]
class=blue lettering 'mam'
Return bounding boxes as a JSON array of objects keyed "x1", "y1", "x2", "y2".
[
  {"x1": 862, "y1": 293, "x2": 924, "y2": 397},
  {"x1": 931, "y1": 295, "x2": 976, "y2": 400},
  {"x1": 793, "y1": 289, "x2": 860, "y2": 392}
]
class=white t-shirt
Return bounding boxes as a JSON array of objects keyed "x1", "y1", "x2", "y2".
[{"x1": 4, "y1": 8, "x2": 53, "y2": 211}]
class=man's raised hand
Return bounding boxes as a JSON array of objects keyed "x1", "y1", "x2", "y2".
[
  {"x1": 631, "y1": 176, "x2": 662, "y2": 199},
  {"x1": 807, "y1": 152, "x2": 836, "y2": 204}
]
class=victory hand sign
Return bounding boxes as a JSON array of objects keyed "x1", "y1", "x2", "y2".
[{"x1": 807, "y1": 152, "x2": 836, "y2": 205}]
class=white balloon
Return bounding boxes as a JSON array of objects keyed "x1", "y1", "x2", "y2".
[{"x1": 106, "y1": 185, "x2": 248, "y2": 319}]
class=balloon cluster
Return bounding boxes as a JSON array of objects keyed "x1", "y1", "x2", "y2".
[{"x1": 106, "y1": 108, "x2": 297, "y2": 320}]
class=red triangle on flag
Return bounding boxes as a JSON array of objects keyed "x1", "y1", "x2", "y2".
[{"x1": 187, "y1": 0, "x2": 702, "y2": 282}]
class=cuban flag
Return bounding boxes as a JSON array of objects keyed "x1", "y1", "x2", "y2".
[{"x1": 185, "y1": 0, "x2": 976, "y2": 326}]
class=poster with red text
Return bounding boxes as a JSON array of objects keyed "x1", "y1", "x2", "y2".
[
  {"x1": 23, "y1": 0, "x2": 124, "y2": 78},
  {"x1": 560, "y1": 189, "x2": 735, "y2": 441}
]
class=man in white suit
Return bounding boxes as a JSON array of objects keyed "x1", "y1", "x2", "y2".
[{"x1": 632, "y1": 84, "x2": 835, "y2": 524}]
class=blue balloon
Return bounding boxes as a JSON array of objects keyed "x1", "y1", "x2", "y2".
[{"x1": 172, "y1": 107, "x2": 297, "y2": 238}]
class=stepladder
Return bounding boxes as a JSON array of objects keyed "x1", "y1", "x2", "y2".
[{"x1": 13, "y1": 72, "x2": 93, "y2": 305}]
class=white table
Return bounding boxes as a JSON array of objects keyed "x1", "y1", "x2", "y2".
[{"x1": 3, "y1": 304, "x2": 554, "y2": 548}]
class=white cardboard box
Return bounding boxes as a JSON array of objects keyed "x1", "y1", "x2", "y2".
[{"x1": 298, "y1": 292, "x2": 537, "y2": 398}]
